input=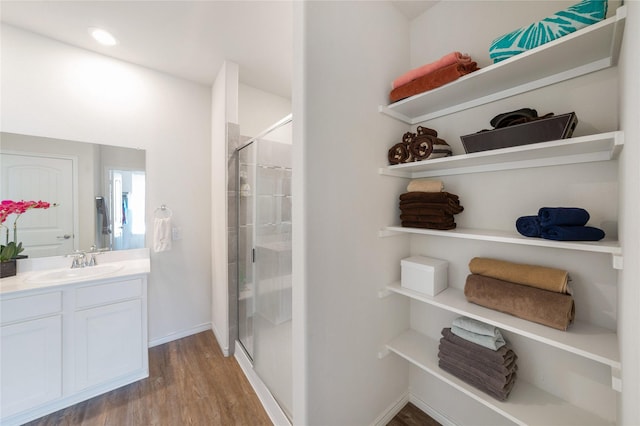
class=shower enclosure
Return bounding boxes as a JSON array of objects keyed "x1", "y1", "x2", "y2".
[{"x1": 235, "y1": 115, "x2": 292, "y2": 419}]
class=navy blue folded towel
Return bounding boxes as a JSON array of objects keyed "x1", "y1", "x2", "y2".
[
  {"x1": 538, "y1": 207, "x2": 590, "y2": 227},
  {"x1": 516, "y1": 207, "x2": 605, "y2": 241},
  {"x1": 516, "y1": 216, "x2": 541, "y2": 237},
  {"x1": 541, "y1": 225, "x2": 605, "y2": 241}
]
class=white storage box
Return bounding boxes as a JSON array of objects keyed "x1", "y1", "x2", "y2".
[{"x1": 401, "y1": 256, "x2": 448, "y2": 296}]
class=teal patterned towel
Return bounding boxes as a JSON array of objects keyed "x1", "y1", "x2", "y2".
[{"x1": 489, "y1": 0, "x2": 608, "y2": 63}]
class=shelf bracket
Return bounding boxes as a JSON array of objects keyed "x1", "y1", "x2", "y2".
[
  {"x1": 378, "y1": 167, "x2": 412, "y2": 179},
  {"x1": 377, "y1": 347, "x2": 390, "y2": 359},
  {"x1": 611, "y1": 366, "x2": 622, "y2": 392},
  {"x1": 378, "y1": 228, "x2": 404, "y2": 238},
  {"x1": 612, "y1": 254, "x2": 623, "y2": 270},
  {"x1": 378, "y1": 288, "x2": 392, "y2": 299}
]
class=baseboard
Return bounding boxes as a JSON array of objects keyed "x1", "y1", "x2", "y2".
[
  {"x1": 370, "y1": 391, "x2": 410, "y2": 426},
  {"x1": 148, "y1": 322, "x2": 213, "y2": 348},
  {"x1": 409, "y1": 393, "x2": 458, "y2": 426},
  {"x1": 210, "y1": 321, "x2": 230, "y2": 356},
  {"x1": 234, "y1": 341, "x2": 291, "y2": 426}
]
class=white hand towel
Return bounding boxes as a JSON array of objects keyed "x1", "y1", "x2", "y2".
[{"x1": 154, "y1": 217, "x2": 172, "y2": 252}]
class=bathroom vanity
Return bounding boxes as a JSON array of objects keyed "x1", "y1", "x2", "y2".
[{"x1": 0, "y1": 248, "x2": 150, "y2": 426}]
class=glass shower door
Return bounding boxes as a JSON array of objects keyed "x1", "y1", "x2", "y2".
[
  {"x1": 237, "y1": 142, "x2": 256, "y2": 358},
  {"x1": 236, "y1": 118, "x2": 292, "y2": 420},
  {"x1": 253, "y1": 122, "x2": 292, "y2": 419}
]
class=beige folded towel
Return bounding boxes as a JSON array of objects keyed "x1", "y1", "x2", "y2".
[
  {"x1": 407, "y1": 179, "x2": 444, "y2": 193},
  {"x1": 469, "y1": 257, "x2": 569, "y2": 294}
]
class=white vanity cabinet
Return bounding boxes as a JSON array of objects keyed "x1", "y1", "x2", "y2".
[
  {"x1": 73, "y1": 278, "x2": 147, "y2": 392},
  {"x1": 0, "y1": 264, "x2": 148, "y2": 426},
  {"x1": 1, "y1": 292, "x2": 63, "y2": 418}
]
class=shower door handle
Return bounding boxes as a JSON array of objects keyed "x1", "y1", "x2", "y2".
[{"x1": 252, "y1": 248, "x2": 256, "y2": 263}]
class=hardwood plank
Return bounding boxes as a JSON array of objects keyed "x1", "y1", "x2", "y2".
[
  {"x1": 25, "y1": 331, "x2": 272, "y2": 426},
  {"x1": 387, "y1": 402, "x2": 441, "y2": 426}
]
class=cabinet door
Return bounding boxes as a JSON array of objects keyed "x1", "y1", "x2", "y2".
[
  {"x1": 74, "y1": 299, "x2": 143, "y2": 391},
  {"x1": 1, "y1": 315, "x2": 63, "y2": 417}
]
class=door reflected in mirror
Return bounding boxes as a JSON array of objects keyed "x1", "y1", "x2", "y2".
[{"x1": 1, "y1": 132, "x2": 146, "y2": 258}]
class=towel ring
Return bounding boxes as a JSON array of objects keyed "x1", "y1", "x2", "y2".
[{"x1": 154, "y1": 204, "x2": 173, "y2": 219}]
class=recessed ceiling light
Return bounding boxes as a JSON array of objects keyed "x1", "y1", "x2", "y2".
[{"x1": 89, "y1": 27, "x2": 118, "y2": 46}]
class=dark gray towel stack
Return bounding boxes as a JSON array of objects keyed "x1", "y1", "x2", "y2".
[{"x1": 438, "y1": 328, "x2": 518, "y2": 401}]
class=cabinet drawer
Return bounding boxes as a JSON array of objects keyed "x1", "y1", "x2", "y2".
[
  {"x1": 75, "y1": 278, "x2": 143, "y2": 309},
  {"x1": 1, "y1": 292, "x2": 62, "y2": 324}
]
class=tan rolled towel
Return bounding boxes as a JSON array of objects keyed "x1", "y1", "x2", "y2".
[
  {"x1": 469, "y1": 257, "x2": 569, "y2": 293},
  {"x1": 406, "y1": 179, "x2": 444, "y2": 193},
  {"x1": 464, "y1": 274, "x2": 575, "y2": 331}
]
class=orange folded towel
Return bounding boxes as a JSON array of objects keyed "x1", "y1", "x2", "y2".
[
  {"x1": 390, "y1": 62, "x2": 479, "y2": 103},
  {"x1": 392, "y1": 51, "x2": 472, "y2": 89}
]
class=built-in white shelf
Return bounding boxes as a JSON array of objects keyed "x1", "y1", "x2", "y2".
[
  {"x1": 379, "y1": 132, "x2": 623, "y2": 178},
  {"x1": 383, "y1": 282, "x2": 620, "y2": 370},
  {"x1": 378, "y1": 6, "x2": 627, "y2": 124},
  {"x1": 380, "y1": 226, "x2": 622, "y2": 269},
  {"x1": 385, "y1": 329, "x2": 614, "y2": 426}
]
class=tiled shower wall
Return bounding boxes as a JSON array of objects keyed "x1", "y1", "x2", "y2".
[{"x1": 226, "y1": 122, "x2": 242, "y2": 353}]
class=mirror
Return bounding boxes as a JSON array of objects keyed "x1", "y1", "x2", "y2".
[{"x1": 1, "y1": 132, "x2": 146, "y2": 258}]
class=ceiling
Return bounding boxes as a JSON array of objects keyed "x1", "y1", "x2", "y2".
[{"x1": 0, "y1": 1, "x2": 436, "y2": 99}]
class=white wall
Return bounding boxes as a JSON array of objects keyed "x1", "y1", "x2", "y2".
[
  {"x1": 296, "y1": 2, "x2": 412, "y2": 424},
  {"x1": 210, "y1": 61, "x2": 238, "y2": 355},
  {"x1": 617, "y1": 1, "x2": 640, "y2": 424},
  {"x1": 239, "y1": 83, "x2": 291, "y2": 139},
  {"x1": 0, "y1": 24, "x2": 213, "y2": 345}
]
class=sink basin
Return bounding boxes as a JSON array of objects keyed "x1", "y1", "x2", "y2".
[{"x1": 25, "y1": 263, "x2": 124, "y2": 284}]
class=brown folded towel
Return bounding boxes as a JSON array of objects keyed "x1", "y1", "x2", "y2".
[
  {"x1": 399, "y1": 214, "x2": 455, "y2": 224},
  {"x1": 438, "y1": 359, "x2": 516, "y2": 401},
  {"x1": 390, "y1": 62, "x2": 480, "y2": 103},
  {"x1": 406, "y1": 179, "x2": 444, "y2": 193},
  {"x1": 402, "y1": 221, "x2": 457, "y2": 230},
  {"x1": 441, "y1": 328, "x2": 516, "y2": 365},
  {"x1": 398, "y1": 207, "x2": 450, "y2": 217},
  {"x1": 400, "y1": 202, "x2": 464, "y2": 215},
  {"x1": 464, "y1": 274, "x2": 575, "y2": 330},
  {"x1": 469, "y1": 257, "x2": 570, "y2": 293},
  {"x1": 439, "y1": 340, "x2": 517, "y2": 375},
  {"x1": 437, "y1": 352, "x2": 517, "y2": 389},
  {"x1": 400, "y1": 191, "x2": 459, "y2": 202}
]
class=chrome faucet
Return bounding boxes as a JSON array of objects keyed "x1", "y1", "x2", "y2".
[
  {"x1": 67, "y1": 251, "x2": 87, "y2": 268},
  {"x1": 87, "y1": 245, "x2": 100, "y2": 266},
  {"x1": 67, "y1": 246, "x2": 109, "y2": 268}
]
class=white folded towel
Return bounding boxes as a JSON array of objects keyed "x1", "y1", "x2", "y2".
[{"x1": 153, "y1": 217, "x2": 172, "y2": 252}]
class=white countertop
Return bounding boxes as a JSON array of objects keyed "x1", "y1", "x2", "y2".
[{"x1": 0, "y1": 248, "x2": 150, "y2": 296}]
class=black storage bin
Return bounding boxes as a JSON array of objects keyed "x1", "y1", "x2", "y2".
[{"x1": 460, "y1": 112, "x2": 578, "y2": 154}]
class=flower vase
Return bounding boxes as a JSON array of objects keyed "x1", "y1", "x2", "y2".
[{"x1": 0, "y1": 259, "x2": 17, "y2": 278}]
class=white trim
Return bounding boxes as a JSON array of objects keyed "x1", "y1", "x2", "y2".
[
  {"x1": 409, "y1": 393, "x2": 458, "y2": 426},
  {"x1": 148, "y1": 322, "x2": 212, "y2": 348},
  {"x1": 234, "y1": 341, "x2": 291, "y2": 426},
  {"x1": 210, "y1": 320, "x2": 230, "y2": 355},
  {"x1": 370, "y1": 391, "x2": 410, "y2": 426}
]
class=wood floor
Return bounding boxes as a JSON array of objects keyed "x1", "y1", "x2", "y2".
[
  {"x1": 387, "y1": 402, "x2": 441, "y2": 426},
  {"x1": 25, "y1": 330, "x2": 439, "y2": 426},
  {"x1": 26, "y1": 331, "x2": 272, "y2": 426}
]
